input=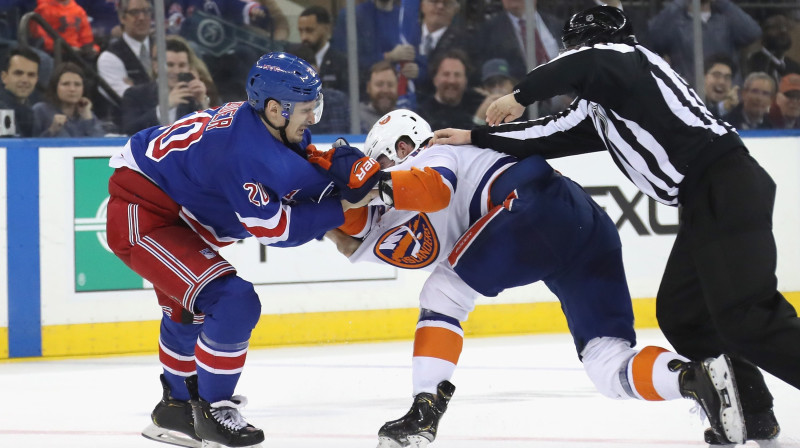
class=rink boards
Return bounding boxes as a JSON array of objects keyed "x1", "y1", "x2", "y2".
[{"x1": 1, "y1": 132, "x2": 799, "y2": 359}]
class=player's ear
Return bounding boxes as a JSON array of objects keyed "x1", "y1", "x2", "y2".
[{"x1": 264, "y1": 99, "x2": 281, "y2": 120}]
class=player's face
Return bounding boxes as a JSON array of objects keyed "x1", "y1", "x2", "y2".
[
  {"x1": 285, "y1": 99, "x2": 318, "y2": 143},
  {"x1": 1, "y1": 55, "x2": 38, "y2": 101},
  {"x1": 56, "y1": 71, "x2": 84, "y2": 105},
  {"x1": 297, "y1": 15, "x2": 328, "y2": 52},
  {"x1": 376, "y1": 154, "x2": 394, "y2": 169}
]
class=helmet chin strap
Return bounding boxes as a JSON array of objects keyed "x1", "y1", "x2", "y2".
[
  {"x1": 261, "y1": 108, "x2": 292, "y2": 147},
  {"x1": 261, "y1": 107, "x2": 306, "y2": 156}
]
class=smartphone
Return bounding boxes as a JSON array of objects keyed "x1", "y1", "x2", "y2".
[{"x1": 177, "y1": 72, "x2": 195, "y2": 83}]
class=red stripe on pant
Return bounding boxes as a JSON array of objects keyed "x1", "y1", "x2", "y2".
[
  {"x1": 448, "y1": 204, "x2": 504, "y2": 267},
  {"x1": 195, "y1": 342, "x2": 248, "y2": 373},
  {"x1": 159, "y1": 345, "x2": 196, "y2": 375}
]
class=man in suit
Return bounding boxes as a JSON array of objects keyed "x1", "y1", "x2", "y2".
[
  {"x1": 96, "y1": 0, "x2": 153, "y2": 99},
  {"x1": 121, "y1": 37, "x2": 208, "y2": 135},
  {"x1": 471, "y1": 0, "x2": 561, "y2": 85},
  {"x1": 297, "y1": 5, "x2": 348, "y2": 94},
  {"x1": 407, "y1": 0, "x2": 467, "y2": 101}
]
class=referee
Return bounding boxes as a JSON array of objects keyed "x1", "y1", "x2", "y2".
[{"x1": 431, "y1": 5, "x2": 798, "y2": 445}]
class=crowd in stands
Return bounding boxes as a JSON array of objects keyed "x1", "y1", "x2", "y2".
[{"x1": 1, "y1": 0, "x2": 799, "y2": 137}]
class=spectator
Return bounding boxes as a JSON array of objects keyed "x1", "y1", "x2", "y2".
[
  {"x1": 0, "y1": 47, "x2": 40, "y2": 137},
  {"x1": 723, "y1": 72, "x2": 775, "y2": 130},
  {"x1": 768, "y1": 73, "x2": 800, "y2": 129},
  {"x1": 472, "y1": 58, "x2": 527, "y2": 126},
  {"x1": 745, "y1": 14, "x2": 800, "y2": 86},
  {"x1": 418, "y1": 48, "x2": 483, "y2": 131},
  {"x1": 188, "y1": 51, "x2": 219, "y2": 109},
  {"x1": 648, "y1": 0, "x2": 761, "y2": 86},
  {"x1": 286, "y1": 43, "x2": 349, "y2": 135},
  {"x1": 297, "y1": 6, "x2": 347, "y2": 93},
  {"x1": 331, "y1": 0, "x2": 416, "y2": 83},
  {"x1": 30, "y1": 0, "x2": 99, "y2": 60},
  {"x1": 703, "y1": 54, "x2": 738, "y2": 118},
  {"x1": 32, "y1": 61, "x2": 104, "y2": 136},
  {"x1": 471, "y1": 0, "x2": 562, "y2": 86},
  {"x1": 359, "y1": 60, "x2": 398, "y2": 133},
  {"x1": 409, "y1": 0, "x2": 466, "y2": 101},
  {"x1": 120, "y1": 35, "x2": 208, "y2": 135},
  {"x1": 96, "y1": 0, "x2": 152, "y2": 100},
  {"x1": 254, "y1": 0, "x2": 289, "y2": 40}
]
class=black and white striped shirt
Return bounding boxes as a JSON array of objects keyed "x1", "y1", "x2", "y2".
[{"x1": 471, "y1": 43, "x2": 743, "y2": 206}]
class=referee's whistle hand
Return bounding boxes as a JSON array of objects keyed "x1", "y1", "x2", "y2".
[{"x1": 486, "y1": 93, "x2": 524, "y2": 126}]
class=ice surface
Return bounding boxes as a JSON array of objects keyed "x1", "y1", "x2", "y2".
[{"x1": 1, "y1": 330, "x2": 797, "y2": 448}]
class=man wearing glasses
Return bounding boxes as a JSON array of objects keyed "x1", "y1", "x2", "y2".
[{"x1": 97, "y1": 0, "x2": 154, "y2": 101}]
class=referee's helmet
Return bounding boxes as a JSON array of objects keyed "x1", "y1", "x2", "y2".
[{"x1": 562, "y1": 5, "x2": 636, "y2": 49}]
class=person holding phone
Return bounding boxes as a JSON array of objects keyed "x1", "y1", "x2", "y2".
[
  {"x1": 32, "y1": 61, "x2": 106, "y2": 137},
  {"x1": 121, "y1": 35, "x2": 210, "y2": 135}
]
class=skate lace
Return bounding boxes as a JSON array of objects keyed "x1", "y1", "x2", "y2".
[
  {"x1": 210, "y1": 395, "x2": 249, "y2": 431},
  {"x1": 689, "y1": 402, "x2": 708, "y2": 424}
]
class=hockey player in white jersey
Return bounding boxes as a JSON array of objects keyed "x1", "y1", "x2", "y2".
[{"x1": 326, "y1": 110, "x2": 746, "y2": 447}]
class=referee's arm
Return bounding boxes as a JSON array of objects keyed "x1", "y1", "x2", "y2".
[{"x1": 471, "y1": 101, "x2": 605, "y2": 160}]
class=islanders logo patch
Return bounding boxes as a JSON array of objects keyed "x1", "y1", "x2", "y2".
[{"x1": 373, "y1": 213, "x2": 440, "y2": 269}]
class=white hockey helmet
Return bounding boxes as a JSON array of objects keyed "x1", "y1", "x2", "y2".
[{"x1": 364, "y1": 109, "x2": 434, "y2": 165}]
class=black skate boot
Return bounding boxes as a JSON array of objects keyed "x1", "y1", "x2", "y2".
[
  {"x1": 704, "y1": 408, "x2": 780, "y2": 445},
  {"x1": 185, "y1": 375, "x2": 264, "y2": 448},
  {"x1": 141, "y1": 374, "x2": 202, "y2": 447},
  {"x1": 377, "y1": 380, "x2": 456, "y2": 448},
  {"x1": 672, "y1": 354, "x2": 745, "y2": 445}
]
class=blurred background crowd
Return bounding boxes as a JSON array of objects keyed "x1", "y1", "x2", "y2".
[{"x1": 1, "y1": 0, "x2": 799, "y2": 138}]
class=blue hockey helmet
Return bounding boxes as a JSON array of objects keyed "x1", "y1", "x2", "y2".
[
  {"x1": 246, "y1": 52, "x2": 323, "y2": 122},
  {"x1": 562, "y1": 6, "x2": 636, "y2": 49}
]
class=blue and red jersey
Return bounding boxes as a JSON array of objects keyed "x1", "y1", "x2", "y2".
[{"x1": 110, "y1": 101, "x2": 344, "y2": 249}]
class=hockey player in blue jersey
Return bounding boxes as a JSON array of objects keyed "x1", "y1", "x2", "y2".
[{"x1": 105, "y1": 52, "x2": 380, "y2": 447}]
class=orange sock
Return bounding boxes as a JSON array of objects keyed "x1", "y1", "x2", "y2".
[
  {"x1": 412, "y1": 310, "x2": 463, "y2": 395},
  {"x1": 626, "y1": 346, "x2": 686, "y2": 401}
]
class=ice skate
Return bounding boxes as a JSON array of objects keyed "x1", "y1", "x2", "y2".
[
  {"x1": 704, "y1": 408, "x2": 780, "y2": 445},
  {"x1": 377, "y1": 380, "x2": 456, "y2": 448},
  {"x1": 673, "y1": 354, "x2": 745, "y2": 444},
  {"x1": 185, "y1": 375, "x2": 265, "y2": 448},
  {"x1": 142, "y1": 374, "x2": 202, "y2": 448}
]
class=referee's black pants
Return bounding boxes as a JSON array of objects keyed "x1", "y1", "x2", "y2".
[{"x1": 656, "y1": 147, "x2": 800, "y2": 414}]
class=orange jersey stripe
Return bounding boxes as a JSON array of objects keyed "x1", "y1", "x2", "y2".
[
  {"x1": 632, "y1": 346, "x2": 668, "y2": 401},
  {"x1": 391, "y1": 167, "x2": 451, "y2": 213},
  {"x1": 338, "y1": 207, "x2": 368, "y2": 236},
  {"x1": 413, "y1": 326, "x2": 463, "y2": 365}
]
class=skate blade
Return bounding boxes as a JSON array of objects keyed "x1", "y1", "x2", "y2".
[
  {"x1": 142, "y1": 423, "x2": 202, "y2": 448},
  {"x1": 706, "y1": 355, "x2": 746, "y2": 444},
  {"x1": 200, "y1": 441, "x2": 263, "y2": 448},
  {"x1": 376, "y1": 436, "x2": 431, "y2": 448}
]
